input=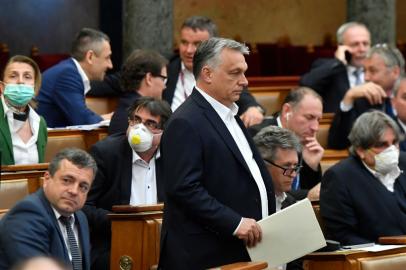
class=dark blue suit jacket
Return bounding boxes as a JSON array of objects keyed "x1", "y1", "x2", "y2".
[
  {"x1": 320, "y1": 154, "x2": 406, "y2": 245},
  {"x1": 159, "y1": 89, "x2": 275, "y2": 269},
  {"x1": 36, "y1": 58, "x2": 102, "y2": 127},
  {"x1": 108, "y1": 91, "x2": 141, "y2": 135},
  {"x1": 0, "y1": 189, "x2": 91, "y2": 270}
]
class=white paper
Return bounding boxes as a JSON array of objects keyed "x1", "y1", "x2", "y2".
[
  {"x1": 356, "y1": 244, "x2": 406, "y2": 252},
  {"x1": 65, "y1": 119, "x2": 110, "y2": 130},
  {"x1": 247, "y1": 198, "x2": 326, "y2": 269}
]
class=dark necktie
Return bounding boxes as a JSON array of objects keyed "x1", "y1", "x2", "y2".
[
  {"x1": 384, "y1": 98, "x2": 395, "y2": 118},
  {"x1": 353, "y1": 69, "x2": 362, "y2": 86},
  {"x1": 291, "y1": 174, "x2": 300, "y2": 191},
  {"x1": 60, "y1": 216, "x2": 82, "y2": 270}
]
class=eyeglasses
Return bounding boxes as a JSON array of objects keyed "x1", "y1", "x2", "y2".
[
  {"x1": 264, "y1": 158, "x2": 302, "y2": 176},
  {"x1": 129, "y1": 115, "x2": 162, "y2": 130},
  {"x1": 153, "y1": 74, "x2": 167, "y2": 84}
]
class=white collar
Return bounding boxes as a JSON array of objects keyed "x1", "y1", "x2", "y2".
[
  {"x1": 195, "y1": 86, "x2": 239, "y2": 122},
  {"x1": 72, "y1": 58, "x2": 91, "y2": 95}
]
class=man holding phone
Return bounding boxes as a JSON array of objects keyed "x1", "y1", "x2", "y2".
[{"x1": 300, "y1": 22, "x2": 371, "y2": 113}]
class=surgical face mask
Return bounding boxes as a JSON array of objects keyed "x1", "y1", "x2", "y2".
[
  {"x1": 127, "y1": 123, "x2": 154, "y2": 152},
  {"x1": 3, "y1": 83, "x2": 35, "y2": 107},
  {"x1": 374, "y1": 145, "x2": 399, "y2": 175}
]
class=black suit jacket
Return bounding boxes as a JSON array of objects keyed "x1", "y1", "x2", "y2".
[
  {"x1": 300, "y1": 58, "x2": 350, "y2": 113},
  {"x1": 248, "y1": 116, "x2": 322, "y2": 200},
  {"x1": 320, "y1": 153, "x2": 406, "y2": 245},
  {"x1": 83, "y1": 133, "x2": 164, "y2": 270},
  {"x1": 328, "y1": 99, "x2": 385, "y2": 149},
  {"x1": 108, "y1": 91, "x2": 142, "y2": 135},
  {"x1": 164, "y1": 55, "x2": 260, "y2": 115},
  {"x1": 159, "y1": 89, "x2": 275, "y2": 269}
]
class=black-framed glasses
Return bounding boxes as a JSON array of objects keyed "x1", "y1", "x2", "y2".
[
  {"x1": 129, "y1": 115, "x2": 162, "y2": 130},
  {"x1": 264, "y1": 158, "x2": 302, "y2": 176},
  {"x1": 153, "y1": 74, "x2": 167, "y2": 83}
]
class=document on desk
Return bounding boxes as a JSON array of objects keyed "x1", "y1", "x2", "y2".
[{"x1": 247, "y1": 198, "x2": 326, "y2": 268}]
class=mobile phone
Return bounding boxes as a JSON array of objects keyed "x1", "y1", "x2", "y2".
[{"x1": 345, "y1": 50, "x2": 352, "y2": 63}]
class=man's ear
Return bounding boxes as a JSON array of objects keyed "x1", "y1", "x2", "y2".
[
  {"x1": 144, "y1": 72, "x2": 153, "y2": 86},
  {"x1": 281, "y1": 103, "x2": 292, "y2": 120},
  {"x1": 84, "y1": 50, "x2": 94, "y2": 64},
  {"x1": 42, "y1": 171, "x2": 51, "y2": 188},
  {"x1": 355, "y1": 147, "x2": 366, "y2": 160},
  {"x1": 200, "y1": 66, "x2": 212, "y2": 83}
]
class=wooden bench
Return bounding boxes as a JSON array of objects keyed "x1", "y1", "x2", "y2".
[
  {"x1": 1, "y1": 163, "x2": 48, "y2": 193},
  {"x1": 46, "y1": 128, "x2": 108, "y2": 162},
  {"x1": 250, "y1": 86, "x2": 293, "y2": 115},
  {"x1": 247, "y1": 76, "x2": 300, "y2": 87},
  {"x1": 86, "y1": 96, "x2": 118, "y2": 115}
]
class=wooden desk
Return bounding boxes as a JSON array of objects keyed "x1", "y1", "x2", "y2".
[
  {"x1": 303, "y1": 246, "x2": 406, "y2": 270},
  {"x1": 109, "y1": 204, "x2": 164, "y2": 270}
]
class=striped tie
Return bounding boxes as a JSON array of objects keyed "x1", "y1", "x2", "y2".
[{"x1": 60, "y1": 216, "x2": 82, "y2": 270}]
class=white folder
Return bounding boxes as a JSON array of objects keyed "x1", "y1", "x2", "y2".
[{"x1": 247, "y1": 198, "x2": 326, "y2": 269}]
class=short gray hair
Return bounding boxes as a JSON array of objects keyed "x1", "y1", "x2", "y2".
[
  {"x1": 336, "y1": 22, "x2": 369, "y2": 45},
  {"x1": 193, "y1": 37, "x2": 249, "y2": 79},
  {"x1": 348, "y1": 111, "x2": 402, "y2": 155},
  {"x1": 366, "y1": 44, "x2": 405, "y2": 73},
  {"x1": 48, "y1": 148, "x2": 97, "y2": 180},
  {"x1": 182, "y1": 16, "x2": 218, "y2": 38},
  {"x1": 71, "y1": 28, "x2": 110, "y2": 61},
  {"x1": 254, "y1": 126, "x2": 302, "y2": 161}
]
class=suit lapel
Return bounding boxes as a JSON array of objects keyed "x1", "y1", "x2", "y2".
[
  {"x1": 120, "y1": 136, "x2": 134, "y2": 204},
  {"x1": 0, "y1": 102, "x2": 14, "y2": 163},
  {"x1": 191, "y1": 90, "x2": 251, "y2": 173}
]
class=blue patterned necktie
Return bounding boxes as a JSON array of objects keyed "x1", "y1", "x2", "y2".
[
  {"x1": 291, "y1": 174, "x2": 300, "y2": 191},
  {"x1": 60, "y1": 216, "x2": 82, "y2": 270}
]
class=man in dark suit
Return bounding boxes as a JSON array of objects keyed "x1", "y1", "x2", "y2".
[
  {"x1": 328, "y1": 44, "x2": 404, "y2": 149},
  {"x1": 391, "y1": 77, "x2": 406, "y2": 151},
  {"x1": 321, "y1": 111, "x2": 406, "y2": 245},
  {"x1": 249, "y1": 87, "x2": 324, "y2": 201},
  {"x1": 253, "y1": 126, "x2": 304, "y2": 270},
  {"x1": 165, "y1": 15, "x2": 264, "y2": 127},
  {"x1": 37, "y1": 28, "x2": 113, "y2": 127},
  {"x1": 83, "y1": 97, "x2": 171, "y2": 270},
  {"x1": 0, "y1": 148, "x2": 96, "y2": 270},
  {"x1": 108, "y1": 50, "x2": 168, "y2": 135},
  {"x1": 300, "y1": 22, "x2": 371, "y2": 113},
  {"x1": 158, "y1": 38, "x2": 275, "y2": 269}
]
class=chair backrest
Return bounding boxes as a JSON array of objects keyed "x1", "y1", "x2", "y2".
[
  {"x1": 358, "y1": 252, "x2": 406, "y2": 270},
  {"x1": 86, "y1": 97, "x2": 118, "y2": 115},
  {"x1": 0, "y1": 209, "x2": 8, "y2": 220},
  {"x1": 0, "y1": 179, "x2": 29, "y2": 209},
  {"x1": 45, "y1": 134, "x2": 86, "y2": 162}
]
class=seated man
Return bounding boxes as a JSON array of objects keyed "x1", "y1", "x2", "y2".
[
  {"x1": 83, "y1": 97, "x2": 171, "y2": 270},
  {"x1": 108, "y1": 49, "x2": 168, "y2": 134},
  {"x1": 254, "y1": 126, "x2": 304, "y2": 270},
  {"x1": 328, "y1": 44, "x2": 404, "y2": 149},
  {"x1": 320, "y1": 111, "x2": 406, "y2": 245},
  {"x1": 37, "y1": 28, "x2": 113, "y2": 127},
  {"x1": 300, "y1": 22, "x2": 371, "y2": 113},
  {"x1": 391, "y1": 77, "x2": 406, "y2": 151},
  {"x1": 249, "y1": 87, "x2": 324, "y2": 201},
  {"x1": 0, "y1": 148, "x2": 96, "y2": 270}
]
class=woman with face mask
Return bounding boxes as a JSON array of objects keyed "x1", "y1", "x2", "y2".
[
  {"x1": 320, "y1": 110, "x2": 406, "y2": 246},
  {"x1": 0, "y1": 55, "x2": 47, "y2": 165}
]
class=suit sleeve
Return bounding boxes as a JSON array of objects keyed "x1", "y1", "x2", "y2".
[
  {"x1": 320, "y1": 167, "x2": 371, "y2": 244},
  {"x1": 236, "y1": 86, "x2": 261, "y2": 115},
  {"x1": 162, "y1": 117, "x2": 242, "y2": 235},
  {"x1": 83, "y1": 144, "x2": 112, "y2": 234},
  {"x1": 327, "y1": 108, "x2": 354, "y2": 149},
  {"x1": 0, "y1": 201, "x2": 53, "y2": 263},
  {"x1": 300, "y1": 58, "x2": 347, "y2": 95},
  {"x1": 53, "y1": 70, "x2": 102, "y2": 125}
]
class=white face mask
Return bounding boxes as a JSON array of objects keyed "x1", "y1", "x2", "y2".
[
  {"x1": 374, "y1": 145, "x2": 399, "y2": 175},
  {"x1": 127, "y1": 123, "x2": 154, "y2": 152}
]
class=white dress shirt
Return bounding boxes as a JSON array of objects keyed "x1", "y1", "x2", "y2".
[
  {"x1": 361, "y1": 160, "x2": 400, "y2": 192},
  {"x1": 171, "y1": 62, "x2": 195, "y2": 111},
  {"x1": 2, "y1": 96, "x2": 40, "y2": 164},
  {"x1": 129, "y1": 150, "x2": 158, "y2": 205},
  {"x1": 196, "y1": 87, "x2": 269, "y2": 219}
]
